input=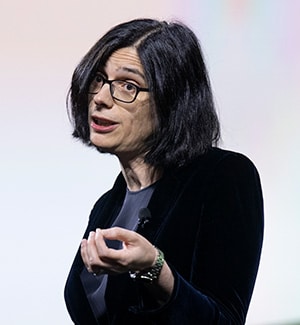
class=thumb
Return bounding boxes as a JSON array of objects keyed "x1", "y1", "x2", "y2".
[{"x1": 101, "y1": 227, "x2": 135, "y2": 242}]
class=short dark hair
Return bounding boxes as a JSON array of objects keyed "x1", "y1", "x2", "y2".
[{"x1": 67, "y1": 18, "x2": 220, "y2": 168}]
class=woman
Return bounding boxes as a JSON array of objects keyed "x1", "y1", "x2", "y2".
[{"x1": 64, "y1": 18, "x2": 264, "y2": 324}]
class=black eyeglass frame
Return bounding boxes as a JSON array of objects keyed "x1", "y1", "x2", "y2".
[{"x1": 88, "y1": 74, "x2": 150, "y2": 103}]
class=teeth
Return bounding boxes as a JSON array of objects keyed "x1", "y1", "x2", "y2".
[
  {"x1": 94, "y1": 118, "x2": 112, "y2": 126},
  {"x1": 100, "y1": 121, "x2": 111, "y2": 126}
]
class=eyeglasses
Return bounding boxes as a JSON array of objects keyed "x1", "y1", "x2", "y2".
[{"x1": 88, "y1": 73, "x2": 150, "y2": 103}]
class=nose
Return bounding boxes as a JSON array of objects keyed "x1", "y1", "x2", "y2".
[{"x1": 92, "y1": 83, "x2": 113, "y2": 108}]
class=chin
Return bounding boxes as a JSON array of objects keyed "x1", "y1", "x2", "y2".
[
  {"x1": 90, "y1": 140, "x2": 115, "y2": 155},
  {"x1": 95, "y1": 147, "x2": 113, "y2": 155},
  {"x1": 90, "y1": 135, "x2": 105, "y2": 148}
]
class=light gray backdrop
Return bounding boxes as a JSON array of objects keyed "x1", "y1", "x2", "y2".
[{"x1": 0, "y1": 0, "x2": 299, "y2": 324}]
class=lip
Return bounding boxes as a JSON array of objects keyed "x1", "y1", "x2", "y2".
[{"x1": 90, "y1": 116, "x2": 118, "y2": 133}]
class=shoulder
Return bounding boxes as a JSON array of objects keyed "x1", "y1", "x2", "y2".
[
  {"x1": 168, "y1": 148, "x2": 263, "y2": 205},
  {"x1": 159, "y1": 147, "x2": 262, "y2": 207},
  {"x1": 199, "y1": 148, "x2": 263, "y2": 205},
  {"x1": 201, "y1": 147, "x2": 258, "y2": 170},
  {"x1": 176, "y1": 147, "x2": 260, "y2": 182},
  {"x1": 203, "y1": 148, "x2": 262, "y2": 193},
  {"x1": 209, "y1": 148, "x2": 260, "y2": 179}
]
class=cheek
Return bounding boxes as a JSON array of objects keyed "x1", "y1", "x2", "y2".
[
  {"x1": 145, "y1": 106, "x2": 157, "y2": 135},
  {"x1": 126, "y1": 111, "x2": 153, "y2": 141},
  {"x1": 137, "y1": 99, "x2": 154, "y2": 123},
  {"x1": 87, "y1": 101, "x2": 93, "y2": 120},
  {"x1": 137, "y1": 111, "x2": 154, "y2": 135}
]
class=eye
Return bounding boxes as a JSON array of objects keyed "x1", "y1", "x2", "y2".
[
  {"x1": 95, "y1": 74, "x2": 104, "y2": 83},
  {"x1": 113, "y1": 80, "x2": 137, "y2": 94},
  {"x1": 124, "y1": 82, "x2": 136, "y2": 92},
  {"x1": 88, "y1": 73, "x2": 105, "y2": 94}
]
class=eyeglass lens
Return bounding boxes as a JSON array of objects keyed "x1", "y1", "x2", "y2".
[{"x1": 89, "y1": 75, "x2": 138, "y2": 103}]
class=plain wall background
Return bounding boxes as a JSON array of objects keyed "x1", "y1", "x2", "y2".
[{"x1": 0, "y1": 0, "x2": 299, "y2": 324}]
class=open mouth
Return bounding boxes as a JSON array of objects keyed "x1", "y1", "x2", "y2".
[
  {"x1": 90, "y1": 116, "x2": 118, "y2": 132},
  {"x1": 92, "y1": 117, "x2": 116, "y2": 126}
]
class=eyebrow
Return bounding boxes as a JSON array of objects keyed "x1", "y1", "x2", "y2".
[{"x1": 119, "y1": 67, "x2": 145, "y2": 80}]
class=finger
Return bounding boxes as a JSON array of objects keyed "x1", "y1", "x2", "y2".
[
  {"x1": 88, "y1": 231, "x2": 118, "y2": 264},
  {"x1": 80, "y1": 239, "x2": 105, "y2": 276},
  {"x1": 83, "y1": 231, "x2": 130, "y2": 275},
  {"x1": 94, "y1": 228, "x2": 126, "y2": 263},
  {"x1": 80, "y1": 239, "x2": 91, "y2": 271},
  {"x1": 95, "y1": 228, "x2": 110, "y2": 254},
  {"x1": 89, "y1": 230, "x2": 124, "y2": 268},
  {"x1": 101, "y1": 227, "x2": 154, "y2": 257},
  {"x1": 87, "y1": 231, "x2": 102, "y2": 266},
  {"x1": 99, "y1": 228, "x2": 155, "y2": 270},
  {"x1": 101, "y1": 227, "x2": 137, "y2": 243},
  {"x1": 85, "y1": 231, "x2": 107, "y2": 275}
]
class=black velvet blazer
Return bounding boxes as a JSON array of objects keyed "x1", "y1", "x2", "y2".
[{"x1": 64, "y1": 148, "x2": 264, "y2": 324}]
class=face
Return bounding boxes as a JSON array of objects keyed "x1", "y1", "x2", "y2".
[{"x1": 88, "y1": 47, "x2": 155, "y2": 161}]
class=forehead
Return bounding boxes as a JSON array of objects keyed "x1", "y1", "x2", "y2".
[{"x1": 105, "y1": 47, "x2": 145, "y2": 77}]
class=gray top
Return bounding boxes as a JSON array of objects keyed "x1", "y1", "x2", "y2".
[{"x1": 80, "y1": 184, "x2": 156, "y2": 319}]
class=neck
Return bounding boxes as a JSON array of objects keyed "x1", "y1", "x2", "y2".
[{"x1": 119, "y1": 156, "x2": 163, "y2": 192}]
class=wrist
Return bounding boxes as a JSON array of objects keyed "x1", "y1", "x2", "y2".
[{"x1": 129, "y1": 248, "x2": 165, "y2": 284}]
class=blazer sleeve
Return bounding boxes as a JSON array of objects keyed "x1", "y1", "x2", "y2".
[{"x1": 136, "y1": 153, "x2": 264, "y2": 324}]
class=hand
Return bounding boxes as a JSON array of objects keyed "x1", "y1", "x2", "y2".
[{"x1": 81, "y1": 227, "x2": 157, "y2": 276}]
